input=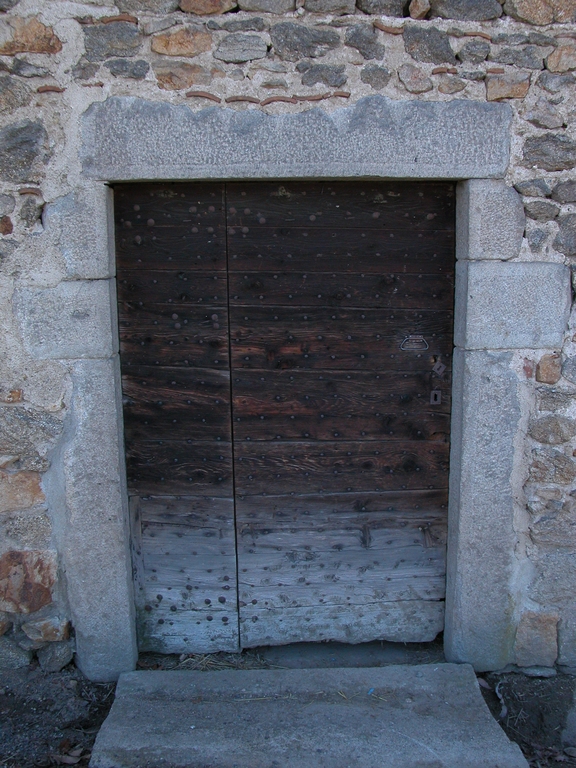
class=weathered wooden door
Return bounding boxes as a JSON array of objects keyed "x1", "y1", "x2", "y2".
[{"x1": 115, "y1": 181, "x2": 454, "y2": 654}]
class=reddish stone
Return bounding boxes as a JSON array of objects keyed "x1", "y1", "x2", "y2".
[
  {"x1": 151, "y1": 26, "x2": 212, "y2": 57},
  {"x1": 0, "y1": 18, "x2": 62, "y2": 56},
  {"x1": 0, "y1": 550, "x2": 56, "y2": 614},
  {"x1": 486, "y1": 71, "x2": 530, "y2": 101},
  {"x1": 180, "y1": 0, "x2": 237, "y2": 13},
  {"x1": 0, "y1": 216, "x2": 12, "y2": 235},
  {"x1": 536, "y1": 353, "x2": 562, "y2": 384},
  {"x1": 514, "y1": 611, "x2": 558, "y2": 668},
  {"x1": 22, "y1": 616, "x2": 70, "y2": 642},
  {"x1": 547, "y1": 45, "x2": 576, "y2": 74},
  {"x1": 0, "y1": 470, "x2": 44, "y2": 514}
]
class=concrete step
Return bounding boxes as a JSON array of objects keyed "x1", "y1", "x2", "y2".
[{"x1": 90, "y1": 664, "x2": 528, "y2": 768}]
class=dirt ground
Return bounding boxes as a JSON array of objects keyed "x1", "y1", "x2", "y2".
[{"x1": 0, "y1": 651, "x2": 575, "y2": 768}]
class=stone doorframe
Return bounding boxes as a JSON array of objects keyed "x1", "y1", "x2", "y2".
[{"x1": 36, "y1": 95, "x2": 571, "y2": 681}]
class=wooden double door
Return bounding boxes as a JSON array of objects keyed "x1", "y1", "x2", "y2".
[{"x1": 115, "y1": 181, "x2": 455, "y2": 653}]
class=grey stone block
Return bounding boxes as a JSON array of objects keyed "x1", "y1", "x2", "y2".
[
  {"x1": 43, "y1": 184, "x2": 114, "y2": 279},
  {"x1": 454, "y1": 261, "x2": 571, "y2": 350},
  {"x1": 524, "y1": 134, "x2": 576, "y2": 172},
  {"x1": 430, "y1": 0, "x2": 502, "y2": 19},
  {"x1": 83, "y1": 21, "x2": 143, "y2": 62},
  {"x1": 37, "y1": 641, "x2": 74, "y2": 673},
  {"x1": 344, "y1": 24, "x2": 385, "y2": 61},
  {"x1": 81, "y1": 96, "x2": 512, "y2": 181},
  {"x1": 14, "y1": 280, "x2": 116, "y2": 360},
  {"x1": 444, "y1": 350, "x2": 521, "y2": 671},
  {"x1": 238, "y1": 0, "x2": 295, "y2": 10},
  {"x1": 404, "y1": 24, "x2": 456, "y2": 64},
  {"x1": 91, "y1": 666, "x2": 528, "y2": 767},
  {"x1": 54, "y1": 359, "x2": 137, "y2": 681},
  {"x1": 0, "y1": 636, "x2": 32, "y2": 669},
  {"x1": 456, "y1": 179, "x2": 525, "y2": 261},
  {"x1": 305, "y1": 0, "x2": 356, "y2": 13},
  {"x1": 213, "y1": 33, "x2": 267, "y2": 63},
  {"x1": 554, "y1": 214, "x2": 576, "y2": 257},
  {"x1": 0, "y1": 120, "x2": 49, "y2": 184},
  {"x1": 270, "y1": 22, "x2": 340, "y2": 61}
]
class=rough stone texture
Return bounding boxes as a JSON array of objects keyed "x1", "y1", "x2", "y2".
[
  {"x1": 14, "y1": 280, "x2": 116, "y2": 360},
  {"x1": 37, "y1": 641, "x2": 74, "y2": 673},
  {"x1": 180, "y1": 0, "x2": 237, "y2": 12},
  {"x1": 59, "y1": 360, "x2": 137, "y2": 681},
  {"x1": 211, "y1": 16, "x2": 265, "y2": 31},
  {"x1": 554, "y1": 214, "x2": 576, "y2": 258},
  {"x1": 22, "y1": 616, "x2": 70, "y2": 643},
  {"x1": 559, "y1": 616, "x2": 576, "y2": 667},
  {"x1": 404, "y1": 25, "x2": 455, "y2": 64},
  {"x1": 0, "y1": 120, "x2": 49, "y2": 183},
  {"x1": 524, "y1": 200, "x2": 560, "y2": 221},
  {"x1": 299, "y1": 63, "x2": 346, "y2": 87},
  {"x1": 398, "y1": 62, "x2": 433, "y2": 92},
  {"x1": 486, "y1": 71, "x2": 530, "y2": 101},
  {"x1": 360, "y1": 64, "x2": 392, "y2": 89},
  {"x1": 83, "y1": 21, "x2": 142, "y2": 62},
  {"x1": 305, "y1": 0, "x2": 356, "y2": 13},
  {"x1": 0, "y1": 636, "x2": 32, "y2": 670},
  {"x1": 547, "y1": 45, "x2": 576, "y2": 74},
  {"x1": 91, "y1": 667, "x2": 528, "y2": 768},
  {"x1": 537, "y1": 387, "x2": 573, "y2": 411},
  {"x1": 0, "y1": 470, "x2": 44, "y2": 514},
  {"x1": 529, "y1": 448, "x2": 576, "y2": 484},
  {"x1": 454, "y1": 261, "x2": 570, "y2": 350},
  {"x1": 504, "y1": 0, "x2": 576, "y2": 25},
  {"x1": 524, "y1": 98, "x2": 564, "y2": 130},
  {"x1": 529, "y1": 415, "x2": 576, "y2": 445},
  {"x1": 552, "y1": 180, "x2": 576, "y2": 204},
  {"x1": 117, "y1": 0, "x2": 179, "y2": 10},
  {"x1": 151, "y1": 25, "x2": 212, "y2": 56},
  {"x1": 4, "y1": 510, "x2": 52, "y2": 549},
  {"x1": 0, "y1": 406, "x2": 63, "y2": 473},
  {"x1": 43, "y1": 185, "x2": 114, "y2": 279},
  {"x1": 438, "y1": 75, "x2": 465, "y2": 94},
  {"x1": 457, "y1": 39, "x2": 489, "y2": 64},
  {"x1": 524, "y1": 134, "x2": 576, "y2": 172},
  {"x1": 238, "y1": 0, "x2": 295, "y2": 11},
  {"x1": 538, "y1": 71, "x2": 576, "y2": 94},
  {"x1": 153, "y1": 60, "x2": 224, "y2": 88},
  {"x1": 10, "y1": 59, "x2": 49, "y2": 78},
  {"x1": 0, "y1": 194, "x2": 14, "y2": 217},
  {"x1": 514, "y1": 611, "x2": 559, "y2": 668},
  {"x1": 0, "y1": 18, "x2": 62, "y2": 56},
  {"x1": 356, "y1": 0, "x2": 406, "y2": 13},
  {"x1": 81, "y1": 96, "x2": 513, "y2": 181},
  {"x1": 344, "y1": 25, "x2": 385, "y2": 61},
  {"x1": 0, "y1": 614, "x2": 12, "y2": 636},
  {"x1": 430, "y1": 0, "x2": 502, "y2": 19},
  {"x1": 515, "y1": 178, "x2": 552, "y2": 197},
  {"x1": 457, "y1": 179, "x2": 524, "y2": 262},
  {"x1": 491, "y1": 45, "x2": 544, "y2": 70},
  {"x1": 104, "y1": 59, "x2": 150, "y2": 79},
  {"x1": 409, "y1": 0, "x2": 430, "y2": 19},
  {"x1": 0, "y1": 550, "x2": 57, "y2": 614},
  {"x1": 213, "y1": 32, "x2": 267, "y2": 62},
  {"x1": 443, "y1": 350, "x2": 521, "y2": 671},
  {"x1": 270, "y1": 22, "x2": 340, "y2": 61},
  {"x1": 0, "y1": 75, "x2": 31, "y2": 114},
  {"x1": 563, "y1": 356, "x2": 576, "y2": 385},
  {"x1": 536, "y1": 353, "x2": 562, "y2": 385}
]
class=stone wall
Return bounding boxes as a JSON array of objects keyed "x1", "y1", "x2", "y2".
[{"x1": 1, "y1": 0, "x2": 576, "y2": 677}]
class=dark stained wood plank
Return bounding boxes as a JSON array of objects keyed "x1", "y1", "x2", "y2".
[
  {"x1": 232, "y1": 369, "x2": 450, "y2": 442},
  {"x1": 138, "y1": 496, "x2": 235, "y2": 528},
  {"x1": 126, "y1": 440, "x2": 233, "y2": 496},
  {"x1": 229, "y1": 271, "x2": 455, "y2": 310},
  {"x1": 235, "y1": 489, "x2": 448, "y2": 523},
  {"x1": 119, "y1": 305, "x2": 229, "y2": 368},
  {"x1": 114, "y1": 182, "x2": 225, "y2": 225},
  {"x1": 226, "y1": 181, "x2": 455, "y2": 231},
  {"x1": 234, "y1": 440, "x2": 450, "y2": 496},
  {"x1": 122, "y1": 366, "x2": 231, "y2": 442},
  {"x1": 239, "y1": 600, "x2": 444, "y2": 647},
  {"x1": 228, "y1": 228, "x2": 454, "y2": 273},
  {"x1": 230, "y1": 307, "x2": 453, "y2": 371},
  {"x1": 118, "y1": 270, "x2": 228, "y2": 306},
  {"x1": 115, "y1": 227, "x2": 226, "y2": 271}
]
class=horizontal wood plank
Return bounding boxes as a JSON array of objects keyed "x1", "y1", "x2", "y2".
[
  {"x1": 234, "y1": 441, "x2": 450, "y2": 495},
  {"x1": 114, "y1": 182, "x2": 225, "y2": 224},
  {"x1": 137, "y1": 607, "x2": 239, "y2": 654},
  {"x1": 122, "y1": 366, "x2": 231, "y2": 442},
  {"x1": 118, "y1": 270, "x2": 228, "y2": 306},
  {"x1": 126, "y1": 440, "x2": 233, "y2": 496},
  {"x1": 228, "y1": 228, "x2": 454, "y2": 273},
  {"x1": 239, "y1": 600, "x2": 445, "y2": 647},
  {"x1": 226, "y1": 181, "x2": 455, "y2": 231},
  {"x1": 116, "y1": 228, "x2": 226, "y2": 270},
  {"x1": 119, "y1": 305, "x2": 229, "y2": 368},
  {"x1": 232, "y1": 369, "x2": 450, "y2": 442},
  {"x1": 137, "y1": 496, "x2": 235, "y2": 527},
  {"x1": 229, "y1": 271, "x2": 454, "y2": 309}
]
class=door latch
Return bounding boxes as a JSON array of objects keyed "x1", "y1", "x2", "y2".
[{"x1": 400, "y1": 334, "x2": 429, "y2": 351}]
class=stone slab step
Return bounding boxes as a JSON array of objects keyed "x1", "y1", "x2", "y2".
[{"x1": 90, "y1": 664, "x2": 528, "y2": 768}]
